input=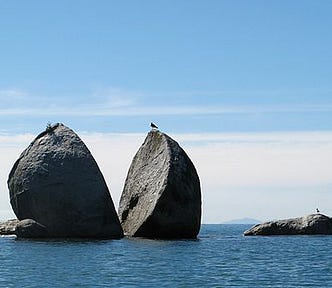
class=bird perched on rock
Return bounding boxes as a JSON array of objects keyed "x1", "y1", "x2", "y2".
[{"x1": 150, "y1": 122, "x2": 158, "y2": 130}]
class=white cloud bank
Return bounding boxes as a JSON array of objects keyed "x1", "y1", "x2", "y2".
[{"x1": 1, "y1": 131, "x2": 332, "y2": 223}]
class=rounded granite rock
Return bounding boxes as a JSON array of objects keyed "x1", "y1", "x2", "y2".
[
  {"x1": 118, "y1": 130, "x2": 201, "y2": 239},
  {"x1": 8, "y1": 123, "x2": 123, "y2": 239},
  {"x1": 244, "y1": 214, "x2": 332, "y2": 236}
]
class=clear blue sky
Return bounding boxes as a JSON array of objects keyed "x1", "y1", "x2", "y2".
[
  {"x1": 1, "y1": 1, "x2": 332, "y2": 222},
  {"x1": 1, "y1": 0, "x2": 332, "y2": 134}
]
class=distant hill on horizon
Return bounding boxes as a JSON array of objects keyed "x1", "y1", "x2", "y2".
[{"x1": 221, "y1": 218, "x2": 261, "y2": 225}]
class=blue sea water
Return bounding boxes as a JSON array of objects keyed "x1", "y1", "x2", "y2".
[{"x1": 1, "y1": 224, "x2": 332, "y2": 287}]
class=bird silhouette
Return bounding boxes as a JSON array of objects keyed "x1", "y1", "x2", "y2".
[{"x1": 150, "y1": 122, "x2": 158, "y2": 129}]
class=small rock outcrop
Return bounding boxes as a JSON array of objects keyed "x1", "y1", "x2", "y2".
[
  {"x1": 244, "y1": 214, "x2": 332, "y2": 236},
  {"x1": 118, "y1": 130, "x2": 201, "y2": 239},
  {"x1": 0, "y1": 219, "x2": 19, "y2": 235},
  {"x1": 15, "y1": 219, "x2": 49, "y2": 238},
  {"x1": 8, "y1": 123, "x2": 123, "y2": 238}
]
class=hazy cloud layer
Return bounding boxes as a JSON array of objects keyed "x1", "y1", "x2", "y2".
[{"x1": 1, "y1": 131, "x2": 332, "y2": 222}]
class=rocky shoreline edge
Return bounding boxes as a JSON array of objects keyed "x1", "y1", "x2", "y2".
[
  {"x1": 0, "y1": 219, "x2": 19, "y2": 236},
  {"x1": 4, "y1": 214, "x2": 332, "y2": 238}
]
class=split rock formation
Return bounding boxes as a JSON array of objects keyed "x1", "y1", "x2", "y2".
[
  {"x1": 118, "y1": 130, "x2": 201, "y2": 239},
  {"x1": 7, "y1": 123, "x2": 123, "y2": 239}
]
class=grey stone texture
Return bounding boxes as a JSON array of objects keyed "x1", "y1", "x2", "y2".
[
  {"x1": 118, "y1": 130, "x2": 201, "y2": 239},
  {"x1": 15, "y1": 219, "x2": 48, "y2": 238},
  {"x1": 0, "y1": 219, "x2": 19, "y2": 235},
  {"x1": 244, "y1": 214, "x2": 332, "y2": 236},
  {"x1": 8, "y1": 123, "x2": 123, "y2": 238}
]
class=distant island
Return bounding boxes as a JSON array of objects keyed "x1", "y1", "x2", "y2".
[
  {"x1": 244, "y1": 214, "x2": 332, "y2": 236},
  {"x1": 222, "y1": 218, "x2": 261, "y2": 225}
]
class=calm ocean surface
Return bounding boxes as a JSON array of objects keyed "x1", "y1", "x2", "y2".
[{"x1": 1, "y1": 224, "x2": 332, "y2": 287}]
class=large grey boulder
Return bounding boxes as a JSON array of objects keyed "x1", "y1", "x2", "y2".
[
  {"x1": 244, "y1": 214, "x2": 332, "y2": 236},
  {"x1": 118, "y1": 130, "x2": 201, "y2": 239},
  {"x1": 8, "y1": 123, "x2": 123, "y2": 239}
]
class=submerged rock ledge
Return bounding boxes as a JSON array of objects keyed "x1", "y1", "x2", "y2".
[
  {"x1": 244, "y1": 214, "x2": 332, "y2": 236},
  {"x1": 0, "y1": 219, "x2": 19, "y2": 235}
]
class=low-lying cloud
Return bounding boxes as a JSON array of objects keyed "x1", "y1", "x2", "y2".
[{"x1": 1, "y1": 131, "x2": 332, "y2": 223}]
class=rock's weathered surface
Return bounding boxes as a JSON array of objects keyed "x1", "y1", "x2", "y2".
[
  {"x1": 0, "y1": 219, "x2": 19, "y2": 235},
  {"x1": 244, "y1": 214, "x2": 332, "y2": 236},
  {"x1": 15, "y1": 219, "x2": 49, "y2": 238},
  {"x1": 8, "y1": 123, "x2": 123, "y2": 238},
  {"x1": 118, "y1": 130, "x2": 201, "y2": 239}
]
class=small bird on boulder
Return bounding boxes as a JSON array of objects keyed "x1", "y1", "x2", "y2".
[{"x1": 150, "y1": 122, "x2": 158, "y2": 130}]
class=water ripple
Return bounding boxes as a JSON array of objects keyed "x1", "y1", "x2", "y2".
[{"x1": 1, "y1": 225, "x2": 332, "y2": 287}]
